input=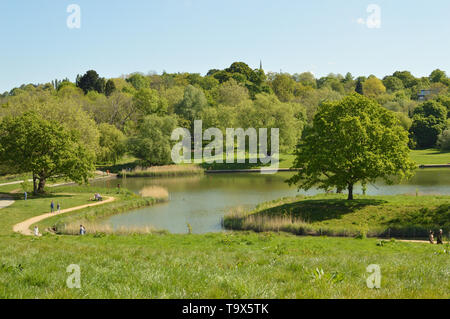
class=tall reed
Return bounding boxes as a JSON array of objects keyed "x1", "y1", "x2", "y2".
[{"x1": 118, "y1": 165, "x2": 204, "y2": 178}]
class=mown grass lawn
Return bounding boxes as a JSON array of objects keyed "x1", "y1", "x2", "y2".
[
  {"x1": 409, "y1": 149, "x2": 450, "y2": 165},
  {"x1": 280, "y1": 149, "x2": 450, "y2": 168},
  {"x1": 201, "y1": 149, "x2": 450, "y2": 170}
]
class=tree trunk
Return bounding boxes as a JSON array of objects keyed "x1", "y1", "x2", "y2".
[
  {"x1": 347, "y1": 183, "x2": 354, "y2": 200},
  {"x1": 33, "y1": 173, "x2": 37, "y2": 194},
  {"x1": 37, "y1": 178, "x2": 46, "y2": 193}
]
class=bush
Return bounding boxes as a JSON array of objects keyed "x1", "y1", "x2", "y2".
[{"x1": 437, "y1": 129, "x2": 450, "y2": 151}]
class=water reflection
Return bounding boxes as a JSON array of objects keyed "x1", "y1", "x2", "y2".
[{"x1": 93, "y1": 169, "x2": 450, "y2": 234}]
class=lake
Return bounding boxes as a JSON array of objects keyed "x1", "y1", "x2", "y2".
[{"x1": 93, "y1": 169, "x2": 450, "y2": 234}]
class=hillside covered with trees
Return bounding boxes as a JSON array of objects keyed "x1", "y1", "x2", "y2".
[{"x1": 1, "y1": 62, "x2": 449, "y2": 180}]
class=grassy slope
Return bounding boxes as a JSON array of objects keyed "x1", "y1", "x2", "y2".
[
  {"x1": 279, "y1": 149, "x2": 450, "y2": 168},
  {"x1": 0, "y1": 233, "x2": 448, "y2": 298},
  {"x1": 0, "y1": 185, "x2": 153, "y2": 235},
  {"x1": 224, "y1": 194, "x2": 450, "y2": 238},
  {"x1": 202, "y1": 149, "x2": 450, "y2": 170},
  {"x1": 1, "y1": 187, "x2": 449, "y2": 298},
  {"x1": 410, "y1": 149, "x2": 450, "y2": 165},
  {"x1": 0, "y1": 192, "x2": 93, "y2": 235}
]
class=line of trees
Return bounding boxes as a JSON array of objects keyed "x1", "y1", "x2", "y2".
[{"x1": 0, "y1": 62, "x2": 449, "y2": 192}]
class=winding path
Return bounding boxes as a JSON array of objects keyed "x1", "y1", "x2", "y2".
[
  {"x1": 0, "y1": 194, "x2": 15, "y2": 210},
  {"x1": 13, "y1": 196, "x2": 115, "y2": 236}
]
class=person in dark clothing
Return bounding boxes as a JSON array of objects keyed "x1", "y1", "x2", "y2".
[{"x1": 436, "y1": 229, "x2": 444, "y2": 245}]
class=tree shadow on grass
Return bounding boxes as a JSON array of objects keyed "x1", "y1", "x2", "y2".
[
  {"x1": 201, "y1": 160, "x2": 263, "y2": 170},
  {"x1": 253, "y1": 198, "x2": 387, "y2": 223},
  {"x1": 6, "y1": 193, "x2": 76, "y2": 201},
  {"x1": 384, "y1": 204, "x2": 450, "y2": 228}
]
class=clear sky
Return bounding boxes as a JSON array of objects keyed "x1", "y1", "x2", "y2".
[{"x1": 1, "y1": 0, "x2": 449, "y2": 92}]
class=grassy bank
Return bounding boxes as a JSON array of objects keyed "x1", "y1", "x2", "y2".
[
  {"x1": 43, "y1": 195, "x2": 167, "y2": 235},
  {"x1": 34, "y1": 185, "x2": 168, "y2": 236},
  {"x1": 0, "y1": 185, "x2": 167, "y2": 236},
  {"x1": 91, "y1": 148, "x2": 450, "y2": 174},
  {"x1": 410, "y1": 149, "x2": 450, "y2": 165},
  {"x1": 1, "y1": 184, "x2": 449, "y2": 298},
  {"x1": 0, "y1": 232, "x2": 448, "y2": 298},
  {"x1": 202, "y1": 149, "x2": 450, "y2": 170},
  {"x1": 117, "y1": 165, "x2": 204, "y2": 178},
  {"x1": 224, "y1": 194, "x2": 450, "y2": 239}
]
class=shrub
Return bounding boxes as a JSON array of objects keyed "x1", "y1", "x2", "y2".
[{"x1": 437, "y1": 129, "x2": 450, "y2": 151}]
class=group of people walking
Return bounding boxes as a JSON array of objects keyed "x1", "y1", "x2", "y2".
[
  {"x1": 429, "y1": 229, "x2": 444, "y2": 244},
  {"x1": 50, "y1": 200, "x2": 61, "y2": 213}
]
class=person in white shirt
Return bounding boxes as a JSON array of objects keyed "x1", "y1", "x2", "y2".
[{"x1": 34, "y1": 226, "x2": 39, "y2": 236}]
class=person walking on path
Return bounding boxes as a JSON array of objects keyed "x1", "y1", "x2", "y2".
[
  {"x1": 50, "y1": 201, "x2": 55, "y2": 213},
  {"x1": 57, "y1": 202, "x2": 61, "y2": 213},
  {"x1": 436, "y1": 229, "x2": 444, "y2": 245},
  {"x1": 429, "y1": 230, "x2": 435, "y2": 244},
  {"x1": 34, "y1": 226, "x2": 39, "y2": 236},
  {"x1": 79, "y1": 225, "x2": 86, "y2": 236}
]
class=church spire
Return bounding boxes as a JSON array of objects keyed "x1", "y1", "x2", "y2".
[{"x1": 259, "y1": 60, "x2": 263, "y2": 70}]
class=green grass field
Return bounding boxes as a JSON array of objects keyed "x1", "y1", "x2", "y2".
[
  {"x1": 202, "y1": 149, "x2": 450, "y2": 170},
  {"x1": 224, "y1": 194, "x2": 450, "y2": 239},
  {"x1": 1, "y1": 185, "x2": 449, "y2": 298},
  {"x1": 281, "y1": 149, "x2": 450, "y2": 168},
  {"x1": 409, "y1": 149, "x2": 450, "y2": 165},
  {"x1": 0, "y1": 232, "x2": 448, "y2": 298}
]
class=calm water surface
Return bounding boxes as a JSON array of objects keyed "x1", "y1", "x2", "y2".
[{"x1": 94, "y1": 169, "x2": 450, "y2": 234}]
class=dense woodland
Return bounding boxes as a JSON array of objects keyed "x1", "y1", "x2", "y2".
[{"x1": 0, "y1": 62, "x2": 449, "y2": 176}]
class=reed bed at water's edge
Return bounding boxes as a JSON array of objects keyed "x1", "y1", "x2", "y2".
[
  {"x1": 34, "y1": 186, "x2": 170, "y2": 235},
  {"x1": 118, "y1": 165, "x2": 204, "y2": 178}
]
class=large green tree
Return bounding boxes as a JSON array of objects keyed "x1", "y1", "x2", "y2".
[
  {"x1": 0, "y1": 112, "x2": 95, "y2": 193},
  {"x1": 126, "y1": 73, "x2": 150, "y2": 90},
  {"x1": 133, "y1": 88, "x2": 168, "y2": 116},
  {"x1": 127, "y1": 114, "x2": 178, "y2": 166},
  {"x1": 175, "y1": 85, "x2": 208, "y2": 130},
  {"x1": 288, "y1": 94, "x2": 415, "y2": 200},
  {"x1": 76, "y1": 70, "x2": 106, "y2": 94},
  {"x1": 383, "y1": 76, "x2": 404, "y2": 92},
  {"x1": 217, "y1": 79, "x2": 250, "y2": 106},
  {"x1": 410, "y1": 100, "x2": 447, "y2": 148},
  {"x1": 362, "y1": 76, "x2": 386, "y2": 98},
  {"x1": 97, "y1": 123, "x2": 126, "y2": 164},
  {"x1": 236, "y1": 94, "x2": 306, "y2": 153},
  {"x1": 271, "y1": 74, "x2": 296, "y2": 102}
]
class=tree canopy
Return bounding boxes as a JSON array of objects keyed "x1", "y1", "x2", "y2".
[
  {"x1": 410, "y1": 100, "x2": 447, "y2": 148},
  {"x1": 0, "y1": 62, "x2": 448, "y2": 177},
  {"x1": 127, "y1": 114, "x2": 178, "y2": 166},
  {"x1": 0, "y1": 112, "x2": 95, "y2": 193},
  {"x1": 288, "y1": 94, "x2": 416, "y2": 200}
]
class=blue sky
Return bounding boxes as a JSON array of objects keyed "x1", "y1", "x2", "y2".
[{"x1": 0, "y1": 0, "x2": 449, "y2": 92}]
